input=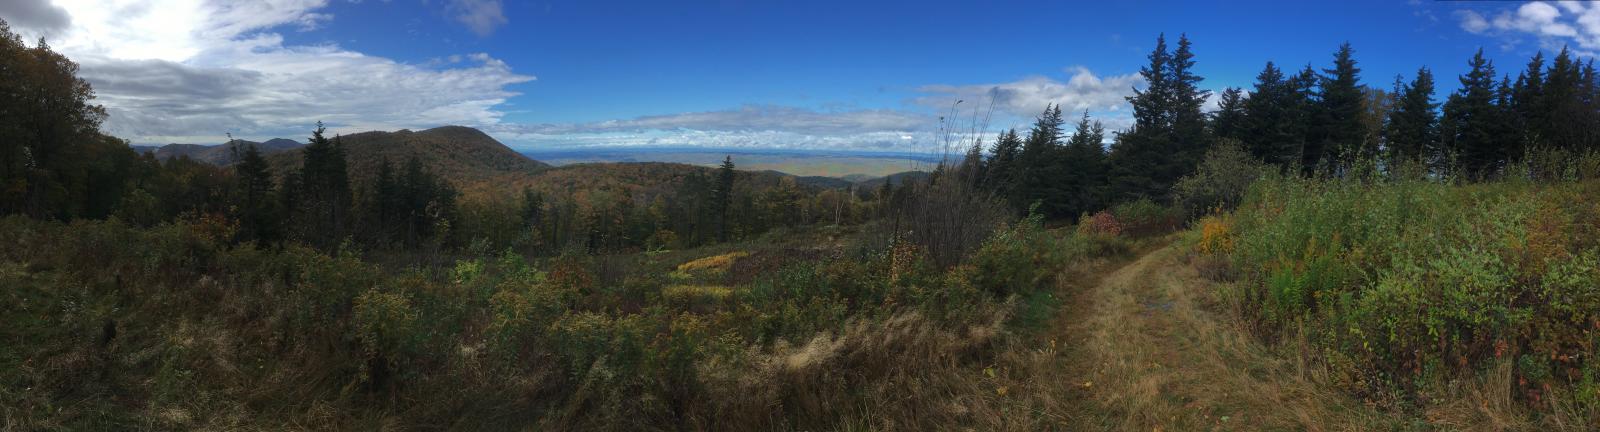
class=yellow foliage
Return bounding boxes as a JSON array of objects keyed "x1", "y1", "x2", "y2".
[
  {"x1": 662, "y1": 284, "x2": 735, "y2": 303},
  {"x1": 675, "y1": 251, "x2": 749, "y2": 274},
  {"x1": 1197, "y1": 215, "x2": 1235, "y2": 255}
]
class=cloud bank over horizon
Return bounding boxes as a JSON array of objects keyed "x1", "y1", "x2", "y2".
[{"x1": 2, "y1": 0, "x2": 1156, "y2": 151}]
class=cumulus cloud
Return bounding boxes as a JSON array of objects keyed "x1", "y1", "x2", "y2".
[
  {"x1": 448, "y1": 0, "x2": 506, "y2": 37},
  {"x1": 911, "y1": 66, "x2": 1143, "y2": 135},
  {"x1": 915, "y1": 67, "x2": 1144, "y2": 118},
  {"x1": 493, "y1": 106, "x2": 935, "y2": 151},
  {"x1": 9, "y1": 0, "x2": 533, "y2": 144},
  {"x1": 1458, "y1": 10, "x2": 1491, "y2": 34},
  {"x1": 0, "y1": 0, "x2": 72, "y2": 40},
  {"x1": 1457, "y1": 2, "x2": 1600, "y2": 54}
]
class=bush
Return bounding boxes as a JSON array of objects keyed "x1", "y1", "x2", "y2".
[
  {"x1": 1076, "y1": 211, "x2": 1123, "y2": 237},
  {"x1": 966, "y1": 213, "x2": 1064, "y2": 298},
  {"x1": 1110, "y1": 198, "x2": 1181, "y2": 237},
  {"x1": 1220, "y1": 175, "x2": 1600, "y2": 415},
  {"x1": 1174, "y1": 139, "x2": 1269, "y2": 217}
]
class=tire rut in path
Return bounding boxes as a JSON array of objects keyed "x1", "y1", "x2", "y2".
[{"x1": 1051, "y1": 245, "x2": 1407, "y2": 431}]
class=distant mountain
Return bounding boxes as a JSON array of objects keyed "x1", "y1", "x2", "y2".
[
  {"x1": 265, "y1": 125, "x2": 549, "y2": 185},
  {"x1": 854, "y1": 171, "x2": 931, "y2": 189},
  {"x1": 839, "y1": 173, "x2": 877, "y2": 183},
  {"x1": 135, "y1": 138, "x2": 305, "y2": 165},
  {"x1": 754, "y1": 170, "x2": 854, "y2": 189}
]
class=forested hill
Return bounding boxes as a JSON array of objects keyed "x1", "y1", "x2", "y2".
[
  {"x1": 139, "y1": 138, "x2": 305, "y2": 165},
  {"x1": 265, "y1": 125, "x2": 550, "y2": 185}
]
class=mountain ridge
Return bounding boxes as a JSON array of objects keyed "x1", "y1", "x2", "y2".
[{"x1": 264, "y1": 125, "x2": 550, "y2": 185}]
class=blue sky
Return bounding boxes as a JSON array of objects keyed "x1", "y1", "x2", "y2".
[{"x1": 1, "y1": 0, "x2": 1595, "y2": 151}]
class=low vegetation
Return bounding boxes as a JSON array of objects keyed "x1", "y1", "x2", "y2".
[
  {"x1": 0, "y1": 208, "x2": 1140, "y2": 429},
  {"x1": 1189, "y1": 170, "x2": 1600, "y2": 427}
]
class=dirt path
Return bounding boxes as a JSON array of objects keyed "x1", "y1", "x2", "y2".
[{"x1": 1050, "y1": 244, "x2": 1412, "y2": 431}]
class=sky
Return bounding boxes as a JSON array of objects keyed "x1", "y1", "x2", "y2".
[{"x1": 1, "y1": 0, "x2": 1597, "y2": 152}]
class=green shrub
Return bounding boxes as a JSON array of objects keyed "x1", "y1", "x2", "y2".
[
  {"x1": 967, "y1": 213, "x2": 1062, "y2": 297},
  {"x1": 1110, "y1": 198, "x2": 1182, "y2": 236},
  {"x1": 1222, "y1": 175, "x2": 1600, "y2": 413},
  {"x1": 1174, "y1": 139, "x2": 1269, "y2": 217}
]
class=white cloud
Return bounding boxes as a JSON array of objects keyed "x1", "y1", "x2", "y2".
[
  {"x1": 492, "y1": 106, "x2": 937, "y2": 152},
  {"x1": 1457, "y1": 1, "x2": 1600, "y2": 54},
  {"x1": 912, "y1": 66, "x2": 1143, "y2": 136},
  {"x1": 0, "y1": 0, "x2": 533, "y2": 144},
  {"x1": 1459, "y1": 10, "x2": 1490, "y2": 33},
  {"x1": 447, "y1": 0, "x2": 505, "y2": 37},
  {"x1": 915, "y1": 67, "x2": 1143, "y2": 118}
]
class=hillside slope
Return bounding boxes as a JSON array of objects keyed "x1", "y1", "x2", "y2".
[
  {"x1": 266, "y1": 125, "x2": 549, "y2": 184},
  {"x1": 142, "y1": 138, "x2": 305, "y2": 165}
]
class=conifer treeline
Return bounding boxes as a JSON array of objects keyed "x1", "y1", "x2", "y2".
[{"x1": 959, "y1": 35, "x2": 1600, "y2": 219}]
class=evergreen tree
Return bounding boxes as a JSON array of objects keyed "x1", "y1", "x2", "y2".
[
  {"x1": 712, "y1": 156, "x2": 736, "y2": 242},
  {"x1": 958, "y1": 140, "x2": 986, "y2": 188},
  {"x1": 1108, "y1": 34, "x2": 1175, "y2": 201},
  {"x1": 368, "y1": 158, "x2": 399, "y2": 243},
  {"x1": 1578, "y1": 59, "x2": 1600, "y2": 151},
  {"x1": 1015, "y1": 104, "x2": 1065, "y2": 213},
  {"x1": 984, "y1": 129, "x2": 1022, "y2": 193},
  {"x1": 1494, "y1": 75, "x2": 1520, "y2": 165},
  {"x1": 233, "y1": 141, "x2": 278, "y2": 242},
  {"x1": 1543, "y1": 48, "x2": 1583, "y2": 152},
  {"x1": 1292, "y1": 64, "x2": 1323, "y2": 175},
  {"x1": 1053, "y1": 110, "x2": 1108, "y2": 217},
  {"x1": 1384, "y1": 67, "x2": 1439, "y2": 165},
  {"x1": 1167, "y1": 34, "x2": 1212, "y2": 180},
  {"x1": 398, "y1": 155, "x2": 456, "y2": 247},
  {"x1": 1510, "y1": 52, "x2": 1546, "y2": 153},
  {"x1": 1440, "y1": 49, "x2": 1502, "y2": 179},
  {"x1": 1210, "y1": 87, "x2": 1248, "y2": 142},
  {"x1": 294, "y1": 122, "x2": 352, "y2": 247},
  {"x1": 1242, "y1": 62, "x2": 1301, "y2": 169},
  {"x1": 1313, "y1": 43, "x2": 1366, "y2": 172}
]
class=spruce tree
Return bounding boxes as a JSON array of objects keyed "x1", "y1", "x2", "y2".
[
  {"x1": 1054, "y1": 110, "x2": 1108, "y2": 217},
  {"x1": 1440, "y1": 49, "x2": 1501, "y2": 179},
  {"x1": 1314, "y1": 43, "x2": 1366, "y2": 172},
  {"x1": 984, "y1": 129, "x2": 1022, "y2": 194},
  {"x1": 1384, "y1": 67, "x2": 1438, "y2": 165},
  {"x1": 712, "y1": 155, "x2": 735, "y2": 241},
  {"x1": 1292, "y1": 64, "x2": 1322, "y2": 175},
  {"x1": 1242, "y1": 62, "x2": 1301, "y2": 169},
  {"x1": 959, "y1": 141, "x2": 986, "y2": 188},
  {"x1": 1167, "y1": 34, "x2": 1212, "y2": 181},
  {"x1": 1108, "y1": 34, "x2": 1175, "y2": 201},
  {"x1": 1544, "y1": 48, "x2": 1583, "y2": 152},
  {"x1": 295, "y1": 122, "x2": 352, "y2": 247},
  {"x1": 1015, "y1": 104, "x2": 1065, "y2": 214},
  {"x1": 1511, "y1": 52, "x2": 1546, "y2": 153},
  {"x1": 234, "y1": 141, "x2": 277, "y2": 242},
  {"x1": 1210, "y1": 87, "x2": 1248, "y2": 142}
]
